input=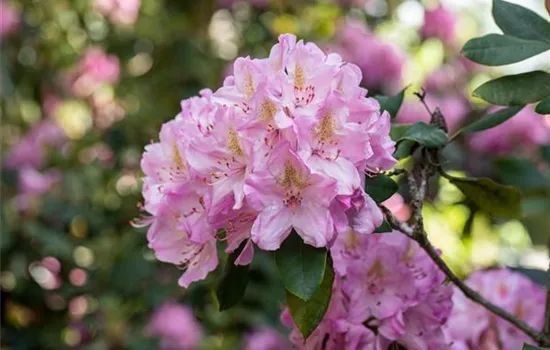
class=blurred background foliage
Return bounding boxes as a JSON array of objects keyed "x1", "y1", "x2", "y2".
[{"x1": 1, "y1": 0, "x2": 549, "y2": 348}]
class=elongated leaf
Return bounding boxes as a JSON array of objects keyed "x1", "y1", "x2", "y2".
[
  {"x1": 495, "y1": 157, "x2": 549, "y2": 191},
  {"x1": 510, "y1": 267, "x2": 546, "y2": 287},
  {"x1": 493, "y1": 0, "x2": 550, "y2": 44},
  {"x1": 216, "y1": 242, "x2": 250, "y2": 311},
  {"x1": 365, "y1": 174, "x2": 398, "y2": 203},
  {"x1": 286, "y1": 256, "x2": 334, "y2": 339},
  {"x1": 374, "y1": 220, "x2": 392, "y2": 233},
  {"x1": 455, "y1": 106, "x2": 523, "y2": 136},
  {"x1": 473, "y1": 71, "x2": 550, "y2": 106},
  {"x1": 398, "y1": 122, "x2": 448, "y2": 148},
  {"x1": 375, "y1": 86, "x2": 408, "y2": 119},
  {"x1": 447, "y1": 175, "x2": 521, "y2": 219},
  {"x1": 390, "y1": 124, "x2": 410, "y2": 141},
  {"x1": 275, "y1": 231, "x2": 327, "y2": 301},
  {"x1": 536, "y1": 97, "x2": 550, "y2": 114},
  {"x1": 462, "y1": 34, "x2": 550, "y2": 66},
  {"x1": 394, "y1": 140, "x2": 415, "y2": 159}
]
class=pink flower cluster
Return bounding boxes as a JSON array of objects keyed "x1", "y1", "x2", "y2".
[
  {"x1": 94, "y1": 0, "x2": 141, "y2": 26},
  {"x1": 70, "y1": 48, "x2": 120, "y2": 97},
  {"x1": 0, "y1": 0, "x2": 20, "y2": 39},
  {"x1": 331, "y1": 20, "x2": 405, "y2": 93},
  {"x1": 243, "y1": 328, "x2": 291, "y2": 350},
  {"x1": 282, "y1": 232, "x2": 454, "y2": 350},
  {"x1": 137, "y1": 34, "x2": 396, "y2": 287},
  {"x1": 445, "y1": 268, "x2": 545, "y2": 349},
  {"x1": 420, "y1": 4, "x2": 458, "y2": 46},
  {"x1": 147, "y1": 302, "x2": 203, "y2": 350},
  {"x1": 468, "y1": 105, "x2": 550, "y2": 155}
]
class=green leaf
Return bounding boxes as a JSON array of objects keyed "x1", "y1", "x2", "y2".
[
  {"x1": 522, "y1": 344, "x2": 549, "y2": 350},
  {"x1": 536, "y1": 97, "x2": 550, "y2": 114},
  {"x1": 374, "y1": 220, "x2": 392, "y2": 233},
  {"x1": 216, "y1": 242, "x2": 250, "y2": 311},
  {"x1": 365, "y1": 174, "x2": 398, "y2": 203},
  {"x1": 455, "y1": 106, "x2": 523, "y2": 136},
  {"x1": 493, "y1": 0, "x2": 550, "y2": 44},
  {"x1": 510, "y1": 267, "x2": 546, "y2": 287},
  {"x1": 393, "y1": 140, "x2": 416, "y2": 159},
  {"x1": 275, "y1": 231, "x2": 327, "y2": 301},
  {"x1": 462, "y1": 34, "x2": 550, "y2": 66},
  {"x1": 286, "y1": 256, "x2": 334, "y2": 339},
  {"x1": 473, "y1": 71, "x2": 550, "y2": 106},
  {"x1": 541, "y1": 145, "x2": 550, "y2": 165},
  {"x1": 398, "y1": 122, "x2": 448, "y2": 148},
  {"x1": 446, "y1": 175, "x2": 521, "y2": 219},
  {"x1": 495, "y1": 157, "x2": 549, "y2": 191},
  {"x1": 375, "y1": 86, "x2": 407, "y2": 119},
  {"x1": 390, "y1": 124, "x2": 410, "y2": 141}
]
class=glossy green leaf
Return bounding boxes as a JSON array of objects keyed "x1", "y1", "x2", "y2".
[
  {"x1": 522, "y1": 344, "x2": 549, "y2": 350},
  {"x1": 286, "y1": 256, "x2": 334, "y2": 339},
  {"x1": 275, "y1": 231, "x2": 327, "y2": 301},
  {"x1": 375, "y1": 86, "x2": 407, "y2": 120},
  {"x1": 365, "y1": 174, "x2": 398, "y2": 203},
  {"x1": 447, "y1": 175, "x2": 521, "y2": 219},
  {"x1": 374, "y1": 220, "x2": 392, "y2": 233},
  {"x1": 510, "y1": 267, "x2": 546, "y2": 287},
  {"x1": 455, "y1": 106, "x2": 523, "y2": 136},
  {"x1": 216, "y1": 242, "x2": 250, "y2": 311},
  {"x1": 398, "y1": 122, "x2": 448, "y2": 148},
  {"x1": 462, "y1": 34, "x2": 550, "y2": 66},
  {"x1": 495, "y1": 157, "x2": 549, "y2": 191},
  {"x1": 473, "y1": 71, "x2": 550, "y2": 106},
  {"x1": 393, "y1": 140, "x2": 416, "y2": 159},
  {"x1": 536, "y1": 97, "x2": 550, "y2": 114},
  {"x1": 493, "y1": 0, "x2": 550, "y2": 44}
]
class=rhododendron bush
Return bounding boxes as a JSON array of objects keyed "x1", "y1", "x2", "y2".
[{"x1": 2, "y1": 0, "x2": 550, "y2": 349}]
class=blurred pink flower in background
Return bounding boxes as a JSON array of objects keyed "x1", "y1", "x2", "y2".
[
  {"x1": 424, "y1": 63, "x2": 469, "y2": 94},
  {"x1": 16, "y1": 168, "x2": 62, "y2": 210},
  {"x1": 244, "y1": 328, "x2": 291, "y2": 350},
  {"x1": 382, "y1": 193, "x2": 410, "y2": 222},
  {"x1": 70, "y1": 48, "x2": 120, "y2": 97},
  {"x1": 445, "y1": 268, "x2": 545, "y2": 349},
  {"x1": 0, "y1": 0, "x2": 20, "y2": 38},
  {"x1": 147, "y1": 302, "x2": 202, "y2": 350},
  {"x1": 421, "y1": 3, "x2": 458, "y2": 46},
  {"x1": 3, "y1": 120, "x2": 66, "y2": 169},
  {"x1": 468, "y1": 106, "x2": 550, "y2": 155},
  {"x1": 29, "y1": 256, "x2": 62, "y2": 290},
  {"x1": 396, "y1": 94, "x2": 470, "y2": 133},
  {"x1": 332, "y1": 20, "x2": 404, "y2": 93},
  {"x1": 94, "y1": 0, "x2": 141, "y2": 26}
]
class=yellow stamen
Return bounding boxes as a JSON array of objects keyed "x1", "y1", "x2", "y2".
[{"x1": 227, "y1": 128, "x2": 244, "y2": 156}]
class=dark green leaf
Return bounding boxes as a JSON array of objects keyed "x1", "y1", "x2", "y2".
[
  {"x1": 536, "y1": 97, "x2": 550, "y2": 114},
  {"x1": 374, "y1": 220, "x2": 392, "y2": 233},
  {"x1": 375, "y1": 86, "x2": 407, "y2": 119},
  {"x1": 390, "y1": 124, "x2": 410, "y2": 141},
  {"x1": 286, "y1": 256, "x2": 334, "y2": 339},
  {"x1": 275, "y1": 231, "x2": 327, "y2": 301},
  {"x1": 541, "y1": 145, "x2": 550, "y2": 165},
  {"x1": 522, "y1": 344, "x2": 549, "y2": 350},
  {"x1": 393, "y1": 140, "x2": 416, "y2": 159},
  {"x1": 398, "y1": 122, "x2": 448, "y2": 148},
  {"x1": 510, "y1": 267, "x2": 546, "y2": 287},
  {"x1": 446, "y1": 175, "x2": 521, "y2": 219},
  {"x1": 365, "y1": 174, "x2": 398, "y2": 203},
  {"x1": 455, "y1": 106, "x2": 523, "y2": 136},
  {"x1": 473, "y1": 71, "x2": 550, "y2": 106},
  {"x1": 493, "y1": 0, "x2": 550, "y2": 44},
  {"x1": 495, "y1": 157, "x2": 549, "y2": 191},
  {"x1": 216, "y1": 242, "x2": 250, "y2": 311},
  {"x1": 462, "y1": 34, "x2": 550, "y2": 66}
]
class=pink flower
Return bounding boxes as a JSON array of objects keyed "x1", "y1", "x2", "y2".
[
  {"x1": 3, "y1": 119, "x2": 66, "y2": 169},
  {"x1": 286, "y1": 232, "x2": 454, "y2": 349},
  {"x1": 137, "y1": 34, "x2": 396, "y2": 287},
  {"x1": 421, "y1": 4, "x2": 458, "y2": 46},
  {"x1": 70, "y1": 48, "x2": 120, "y2": 97},
  {"x1": 148, "y1": 302, "x2": 202, "y2": 350},
  {"x1": 445, "y1": 268, "x2": 545, "y2": 350},
  {"x1": 0, "y1": 0, "x2": 20, "y2": 38},
  {"x1": 94, "y1": 0, "x2": 141, "y2": 26},
  {"x1": 243, "y1": 328, "x2": 290, "y2": 350},
  {"x1": 244, "y1": 142, "x2": 338, "y2": 250},
  {"x1": 18, "y1": 168, "x2": 61, "y2": 195},
  {"x1": 468, "y1": 105, "x2": 550, "y2": 155},
  {"x1": 331, "y1": 20, "x2": 405, "y2": 93}
]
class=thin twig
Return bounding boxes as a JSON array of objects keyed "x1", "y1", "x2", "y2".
[{"x1": 413, "y1": 88, "x2": 433, "y2": 116}]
